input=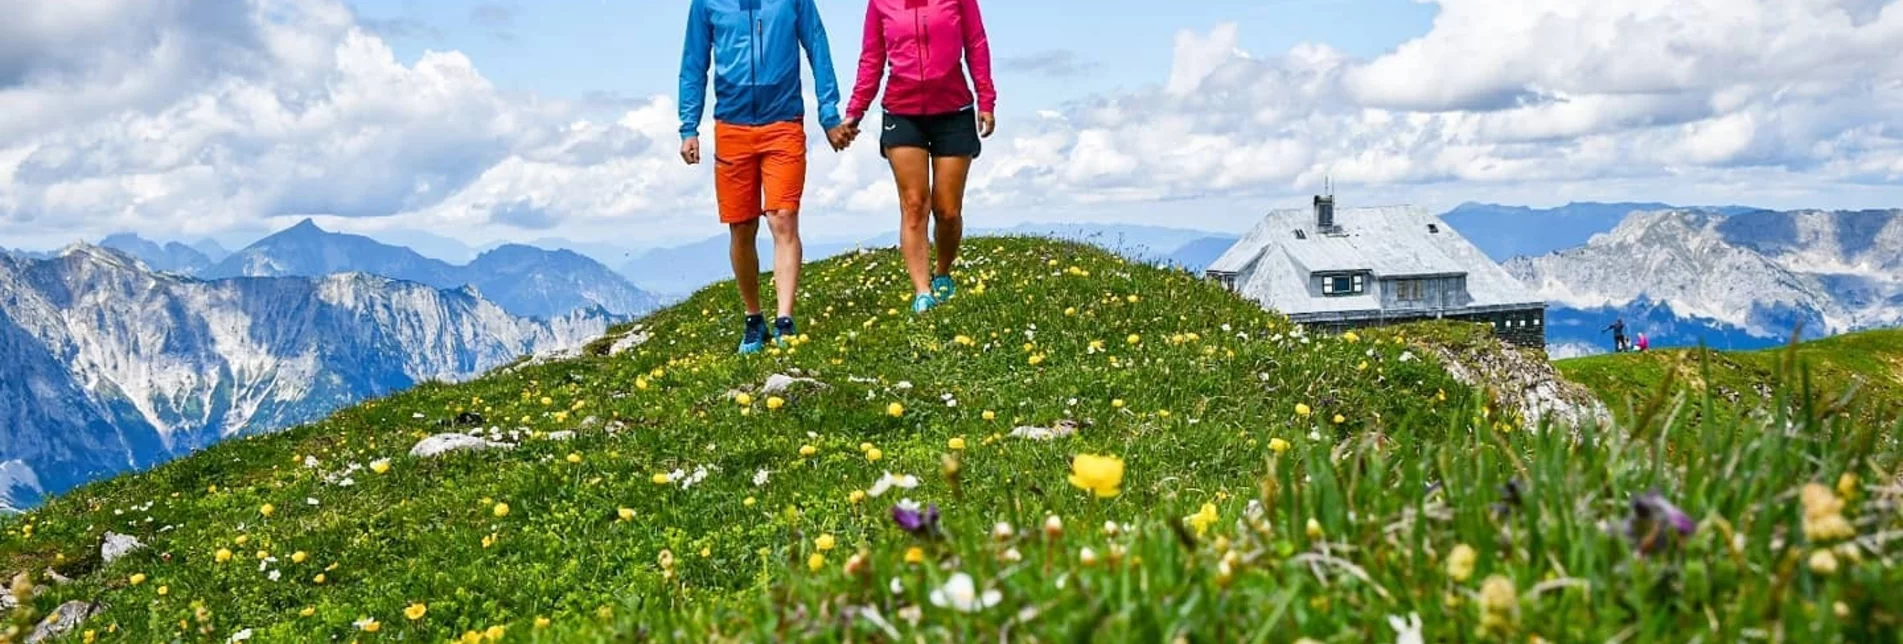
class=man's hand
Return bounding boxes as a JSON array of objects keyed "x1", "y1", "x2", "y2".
[
  {"x1": 680, "y1": 137, "x2": 701, "y2": 165},
  {"x1": 826, "y1": 123, "x2": 857, "y2": 152},
  {"x1": 977, "y1": 112, "x2": 996, "y2": 138}
]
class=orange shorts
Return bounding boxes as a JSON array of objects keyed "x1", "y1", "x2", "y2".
[{"x1": 713, "y1": 120, "x2": 807, "y2": 224}]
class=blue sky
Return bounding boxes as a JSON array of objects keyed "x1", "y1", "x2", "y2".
[
  {"x1": 3, "y1": 0, "x2": 1901, "y2": 253},
  {"x1": 349, "y1": 0, "x2": 1439, "y2": 113}
]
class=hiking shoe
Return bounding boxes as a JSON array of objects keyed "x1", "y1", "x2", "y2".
[
  {"x1": 911, "y1": 293, "x2": 938, "y2": 314},
  {"x1": 771, "y1": 316, "x2": 796, "y2": 346},
  {"x1": 931, "y1": 274, "x2": 956, "y2": 301},
  {"x1": 737, "y1": 314, "x2": 768, "y2": 354}
]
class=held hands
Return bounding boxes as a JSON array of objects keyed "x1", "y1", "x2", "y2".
[
  {"x1": 826, "y1": 120, "x2": 861, "y2": 152},
  {"x1": 680, "y1": 137, "x2": 701, "y2": 165}
]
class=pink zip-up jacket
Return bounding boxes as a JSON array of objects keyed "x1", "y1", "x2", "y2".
[{"x1": 846, "y1": 0, "x2": 996, "y2": 122}]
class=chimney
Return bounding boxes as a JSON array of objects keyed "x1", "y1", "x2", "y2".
[{"x1": 1314, "y1": 194, "x2": 1335, "y2": 230}]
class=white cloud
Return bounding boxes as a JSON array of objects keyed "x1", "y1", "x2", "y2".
[{"x1": 2, "y1": 0, "x2": 1901, "y2": 248}]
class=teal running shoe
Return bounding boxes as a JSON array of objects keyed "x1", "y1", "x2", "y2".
[
  {"x1": 737, "y1": 314, "x2": 768, "y2": 354},
  {"x1": 931, "y1": 274, "x2": 956, "y2": 301},
  {"x1": 771, "y1": 316, "x2": 796, "y2": 347},
  {"x1": 911, "y1": 293, "x2": 938, "y2": 314}
]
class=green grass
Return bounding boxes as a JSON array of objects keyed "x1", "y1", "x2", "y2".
[
  {"x1": 1559, "y1": 328, "x2": 1903, "y2": 425},
  {"x1": 3, "y1": 237, "x2": 1901, "y2": 642}
]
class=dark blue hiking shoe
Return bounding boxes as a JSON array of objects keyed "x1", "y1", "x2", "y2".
[
  {"x1": 911, "y1": 293, "x2": 938, "y2": 314},
  {"x1": 738, "y1": 314, "x2": 768, "y2": 354},
  {"x1": 931, "y1": 274, "x2": 956, "y2": 302},
  {"x1": 771, "y1": 316, "x2": 796, "y2": 346}
]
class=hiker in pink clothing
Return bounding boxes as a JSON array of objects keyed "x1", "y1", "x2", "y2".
[{"x1": 843, "y1": 0, "x2": 997, "y2": 314}]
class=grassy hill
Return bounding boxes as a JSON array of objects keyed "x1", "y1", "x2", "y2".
[
  {"x1": 1559, "y1": 329, "x2": 1903, "y2": 425},
  {"x1": 3, "y1": 238, "x2": 1900, "y2": 642}
]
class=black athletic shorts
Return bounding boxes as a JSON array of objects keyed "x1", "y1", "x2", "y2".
[{"x1": 879, "y1": 109, "x2": 982, "y2": 159}]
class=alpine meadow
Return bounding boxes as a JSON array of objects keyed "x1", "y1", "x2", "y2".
[{"x1": 4, "y1": 238, "x2": 1899, "y2": 642}]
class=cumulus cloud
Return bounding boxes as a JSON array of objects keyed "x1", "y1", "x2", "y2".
[
  {"x1": 997, "y1": 50, "x2": 1098, "y2": 79},
  {"x1": 971, "y1": 0, "x2": 1903, "y2": 206},
  {"x1": 2, "y1": 0, "x2": 1900, "y2": 247}
]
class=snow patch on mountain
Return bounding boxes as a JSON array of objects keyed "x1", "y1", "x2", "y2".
[
  {"x1": 0, "y1": 245, "x2": 614, "y2": 509},
  {"x1": 0, "y1": 460, "x2": 41, "y2": 513},
  {"x1": 1507, "y1": 209, "x2": 1903, "y2": 341}
]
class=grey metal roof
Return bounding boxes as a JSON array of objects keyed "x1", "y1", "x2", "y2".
[{"x1": 1211, "y1": 204, "x2": 1543, "y2": 318}]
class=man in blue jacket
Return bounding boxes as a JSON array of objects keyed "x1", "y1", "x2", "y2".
[{"x1": 680, "y1": 0, "x2": 854, "y2": 355}]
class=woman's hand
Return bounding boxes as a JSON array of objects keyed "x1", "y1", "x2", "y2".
[{"x1": 977, "y1": 112, "x2": 995, "y2": 138}]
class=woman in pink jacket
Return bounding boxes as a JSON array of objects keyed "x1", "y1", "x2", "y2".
[{"x1": 845, "y1": 0, "x2": 996, "y2": 314}]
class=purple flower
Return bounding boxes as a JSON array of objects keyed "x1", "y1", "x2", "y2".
[
  {"x1": 891, "y1": 499, "x2": 941, "y2": 538},
  {"x1": 1627, "y1": 490, "x2": 1695, "y2": 555}
]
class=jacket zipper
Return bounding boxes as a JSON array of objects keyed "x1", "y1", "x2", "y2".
[
  {"x1": 750, "y1": 7, "x2": 760, "y2": 123},
  {"x1": 914, "y1": 7, "x2": 925, "y2": 110}
]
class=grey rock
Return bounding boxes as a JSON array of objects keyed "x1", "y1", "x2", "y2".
[
  {"x1": 27, "y1": 600, "x2": 103, "y2": 643},
  {"x1": 100, "y1": 532, "x2": 144, "y2": 564},
  {"x1": 762, "y1": 373, "x2": 828, "y2": 394},
  {"x1": 409, "y1": 433, "x2": 515, "y2": 458}
]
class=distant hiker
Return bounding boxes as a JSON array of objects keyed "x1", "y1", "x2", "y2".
[
  {"x1": 1604, "y1": 318, "x2": 1628, "y2": 352},
  {"x1": 1635, "y1": 332, "x2": 1650, "y2": 352},
  {"x1": 679, "y1": 0, "x2": 858, "y2": 354},
  {"x1": 843, "y1": 0, "x2": 997, "y2": 313}
]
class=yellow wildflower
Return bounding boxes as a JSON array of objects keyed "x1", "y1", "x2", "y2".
[
  {"x1": 887, "y1": 402, "x2": 905, "y2": 417},
  {"x1": 800, "y1": 444, "x2": 817, "y2": 457},
  {"x1": 299, "y1": 607, "x2": 316, "y2": 617},
  {"x1": 259, "y1": 504, "x2": 275, "y2": 518},
  {"x1": 735, "y1": 393, "x2": 753, "y2": 406},
  {"x1": 1342, "y1": 331, "x2": 1360, "y2": 343},
  {"x1": 1306, "y1": 518, "x2": 1324, "y2": 540},
  {"x1": 1838, "y1": 472, "x2": 1859, "y2": 500},
  {"x1": 1068, "y1": 454, "x2": 1125, "y2": 498},
  {"x1": 982, "y1": 410, "x2": 996, "y2": 421},
  {"x1": 156, "y1": 585, "x2": 168, "y2": 596},
  {"x1": 534, "y1": 616, "x2": 551, "y2": 628},
  {"x1": 359, "y1": 618, "x2": 380, "y2": 633},
  {"x1": 493, "y1": 502, "x2": 510, "y2": 518},
  {"x1": 1126, "y1": 334, "x2": 1142, "y2": 345},
  {"x1": 904, "y1": 547, "x2": 925, "y2": 565},
  {"x1": 1477, "y1": 575, "x2": 1518, "y2": 632},
  {"x1": 291, "y1": 551, "x2": 309, "y2": 564},
  {"x1": 566, "y1": 452, "x2": 582, "y2": 464},
  {"x1": 617, "y1": 508, "x2": 635, "y2": 522},
  {"x1": 948, "y1": 437, "x2": 966, "y2": 450},
  {"x1": 370, "y1": 459, "x2": 391, "y2": 475},
  {"x1": 1801, "y1": 483, "x2": 1856, "y2": 542},
  {"x1": 1332, "y1": 414, "x2": 1346, "y2": 424},
  {"x1": 1809, "y1": 549, "x2": 1840, "y2": 575},
  {"x1": 849, "y1": 490, "x2": 866, "y2": 503},
  {"x1": 1446, "y1": 544, "x2": 1477, "y2": 582},
  {"x1": 1111, "y1": 399, "x2": 1125, "y2": 409},
  {"x1": 815, "y1": 534, "x2": 837, "y2": 551},
  {"x1": 312, "y1": 573, "x2": 326, "y2": 584},
  {"x1": 866, "y1": 448, "x2": 884, "y2": 462},
  {"x1": 1269, "y1": 438, "x2": 1291, "y2": 454},
  {"x1": 128, "y1": 573, "x2": 146, "y2": 586},
  {"x1": 766, "y1": 396, "x2": 785, "y2": 410},
  {"x1": 1294, "y1": 403, "x2": 1312, "y2": 417},
  {"x1": 405, "y1": 603, "x2": 428, "y2": 620},
  {"x1": 214, "y1": 548, "x2": 233, "y2": 563},
  {"x1": 1186, "y1": 503, "x2": 1219, "y2": 536},
  {"x1": 652, "y1": 472, "x2": 671, "y2": 485}
]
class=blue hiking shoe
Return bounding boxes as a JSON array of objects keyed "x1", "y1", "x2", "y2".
[
  {"x1": 771, "y1": 316, "x2": 796, "y2": 346},
  {"x1": 911, "y1": 293, "x2": 938, "y2": 314},
  {"x1": 737, "y1": 314, "x2": 768, "y2": 354},
  {"x1": 931, "y1": 274, "x2": 956, "y2": 301}
]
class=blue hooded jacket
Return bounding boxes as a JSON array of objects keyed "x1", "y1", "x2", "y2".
[{"x1": 679, "y1": 0, "x2": 843, "y2": 140}]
